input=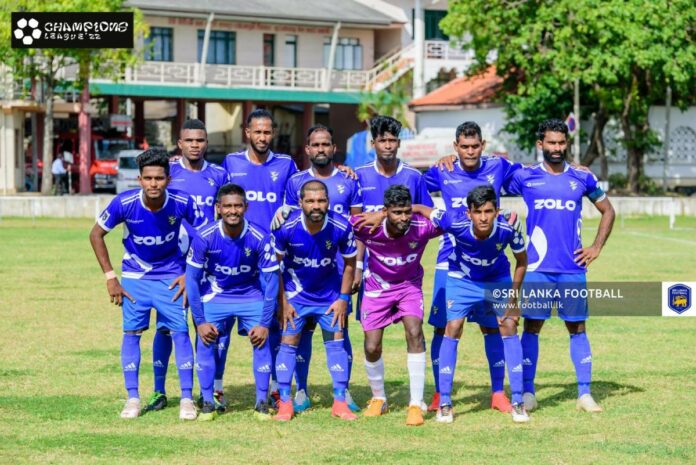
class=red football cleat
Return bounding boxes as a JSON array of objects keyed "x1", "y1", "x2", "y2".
[
  {"x1": 331, "y1": 400, "x2": 357, "y2": 421},
  {"x1": 269, "y1": 390, "x2": 281, "y2": 409},
  {"x1": 427, "y1": 392, "x2": 441, "y2": 412},
  {"x1": 491, "y1": 391, "x2": 512, "y2": 413},
  {"x1": 273, "y1": 400, "x2": 294, "y2": 421}
]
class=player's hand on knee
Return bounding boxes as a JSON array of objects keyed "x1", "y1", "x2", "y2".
[
  {"x1": 249, "y1": 326, "x2": 269, "y2": 348},
  {"x1": 197, "y1": 323, "x2": 218, "y2": 345},
  {"x1": 574, "y1": 244, "x2": 600, "y2": 268},
  {"x1": 169, "y1": 274, "x2": 187, "y2": 306},
  {"x1": 327, "y1": 300, "x2": 348, "y2": 329},
  {"x1": 336, "y1": 164, "x2": 357, "y2": 180},
  {"x1": 282, "y1": 302, "x2": 298, "y2": 330},
  {"x1": 107, "y1": 278, "x2": 134, "y2": 306}
]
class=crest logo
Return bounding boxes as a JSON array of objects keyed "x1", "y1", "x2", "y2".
[
  {"x1": 496, "y1": 243, "x2": 503, "y2": 251},
  {"x1": 409, "y1": 241, "x2": 418, "y2": 249},
  {"x1": 207, "y1": 178, "x2": 215, "y2": 186},
  {"x1": 337, "y1": 184, "x2": 345, "y2": 194},
  {"x1": 668, "y1": 284, "x2": 691, "y2": 314},
  {"x1": 569, "y1": 180, "x2": 578, "y2": 191},
  {"x1": 270, "y1": 171, "x2": 279, "y2": 182},
  {"x1": 325, "y1": 240, "x2": 333, "y2": 250},
  {"x1": 244, "y1": 247, "x2": 252, "y2": 257},
  {"x1": 168, "y1": 215, "x2": 177, "y2": 225},
  {"x1": 447, "y1": 299, "x2": 454, "y2": 309},
  {"x1": 487, "y1": 174, "x2": 495, "y2": 184}
]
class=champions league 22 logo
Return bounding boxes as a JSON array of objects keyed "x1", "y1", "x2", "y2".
[{"x1": 11, "y1": 12, "x2": 133, "y2": 49}]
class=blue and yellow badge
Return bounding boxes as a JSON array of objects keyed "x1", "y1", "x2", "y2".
[{"x1": 668, "y1": 284, "x2": 691, "y2": 314}]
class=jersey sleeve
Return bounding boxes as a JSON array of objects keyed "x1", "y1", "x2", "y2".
[
  {"x1": 184, "y1": 196, "x2": 202, "y2": 226},
  {"x1": 503, "y1": 168, "x2": 524, "y2": 196},
  {"x1": 500, "y1": 157, "x2": 523, "y2": 187},
  {"x1": 284, "y1": 177, "x2": 300, "y2": 207},
  {"x1": 272, "y1": 226, "x2": 288, "y2": 255},
  {"x1": 96, "y1": 197, "x2": 124, "y2": 232},
  {"x1": 339, "y1": 228, "x2": 358, "y2": 258},
  {"x1": 414, "y1": 175, "x2": 434, "y2": 207},
  {"x1": 348, "y1": 216, "x2": 368, "y2": 242},
  {"x1": 185, "y1": 233, "x2": 207, "y2": 268},
  {"x1": 429, "y1": 209, "x2": 467, "y2": 235},
  {"x1": 423, "y1": 165, "x2": 441, "y2": 194},
  {"x1": 583, "y1": 171, "x2": 606, "y2": 203},
  {"x1": 258, "y1": 235, "x2": 280, "y2": 272},
  {"x1": 349, "y1": 179, "x2": 363, "y2": 209}
]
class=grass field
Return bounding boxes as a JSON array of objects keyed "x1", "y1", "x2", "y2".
[{"x1": 1, "y1": 216, "x2": 695, "y2": 465}]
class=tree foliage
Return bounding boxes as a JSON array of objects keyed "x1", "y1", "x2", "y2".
[{"x1": 441, "y1": 0, "x2": 696, "y2": 192}]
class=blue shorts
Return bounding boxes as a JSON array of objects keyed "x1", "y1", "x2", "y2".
[
  {"x1": 428, "y1": 268, "x2": 448, "y2": 328},
  {"x1": 521, "y1": 271, "x2": 588, "y2": 321},
  {"x1": 445, "y1": 276, "x2": 512, "y2": 328},
  {"x1": 122, "y1": 278, "x2": 188, "y2": 333},
  {"x1": 282, "y1": 302, "x2": 343, "y2": 336},
  {"x1": 204, "y1": 300, "x2": 264, "y2": 336}
]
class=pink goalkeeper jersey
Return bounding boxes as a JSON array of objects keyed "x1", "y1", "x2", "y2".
[{"x1": 350, "y1": 213, "x2": 442, "y2": 291}]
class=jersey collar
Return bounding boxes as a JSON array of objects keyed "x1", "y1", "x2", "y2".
[
  {"x1": 139, "y1": 189, "x2": 169, "y2": 211},
  {"x1": 308, "y1": 166, "x2": 339, "y2": 178},
  {"x1": 218, "y1": 218, "x2": 248, "y2": 239},
  {"x1": 245, "y1": 149, "x2": 275, "y2": 164},
  {"x1": 178, "y1": 157, "x2": 208, "y2": 171},
  {"x1": 469, "y1": 218, "x2": 497, "y2": 240},
  {"x1": 540, "y1": 161, "x2": 570, "y2": 173},
  {"x1": 373, "y1": 159, "x2": 403, "y2": 177},
  {"x1": 301, "y1": 211, "x2": 328, "y2": 233}
]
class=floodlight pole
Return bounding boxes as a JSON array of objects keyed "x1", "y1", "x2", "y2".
[
  {"x1": 324, "y1": 22, "x2": 341, "y2": 91},
  {"x1": 413, "y1": 0, "x2": 425, "y2": 99},
  {"x1": 199, "y1": 12, "x2": 215, "y2": 84},
  {"x1": 662, "y1": 85, "x2": 671, "y2": 190},
  {"x1": 573, "y1": 77, "x2": 580, "y2": 164}
]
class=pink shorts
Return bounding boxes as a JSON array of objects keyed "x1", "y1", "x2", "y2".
[{"x1": 359, "y1": 281, "x2": 424, "y2": 332}]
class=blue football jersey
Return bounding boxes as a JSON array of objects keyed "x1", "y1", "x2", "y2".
[
  {"x1": 284, "y1": 167, "x2": 363, "y2": 218},
  {"x1": 169, "y1": 159, "x2": 227, "y2": 227},
  {"x1": 186, "y1": 219, "x2": 279, "y2": 303},
  {"x1": 505, "y1": 162, "x2": 606, "y2": 273},
  {"x1": 431, "y1": 209, "x2": 526, "y2": 281},
  {"x1": 356, "y1": 160, "x2": 433, "y2": 213},
  {"x1": 223, "y1": 150, "x2": 298, "y2": 233},
  {"x1": 424, "y1": 156, "x2": 522, "y2": 267},
  {"x1": 97, "y1": 189, "x2": 199, "y2": 279},
  {"x1": 273, "y1": 211, "x2": 357, "y2": 306}
]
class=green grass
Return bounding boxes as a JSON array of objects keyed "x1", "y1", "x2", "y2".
[{"x1": 0, "y1": 216, "x2": 695, "y2": 465}]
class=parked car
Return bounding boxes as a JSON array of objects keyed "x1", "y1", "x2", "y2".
[{"x1": 115, "y1": 150, "x2": 142, "y2": 194}]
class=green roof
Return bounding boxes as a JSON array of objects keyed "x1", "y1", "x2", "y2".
[{"x1": 89, "y1": 82, "x2": 362, "y2": 104}]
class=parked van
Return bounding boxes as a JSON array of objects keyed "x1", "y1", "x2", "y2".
[{"x1": 115, "y1": 150, "x2": 142, "y2": 194}]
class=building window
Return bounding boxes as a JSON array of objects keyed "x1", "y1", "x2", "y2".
[
  {"x1": 263, "y1": 34, "x2": 275, "y2": 67},
  {"x1": 197, "y1": 30, "x2": 236, "y2": 65},
  {"x1": 145, "y1": 27, "x2": 173, "y2": 62},
  {"x1": 323, "y1": 37, "x2": 363, "y2": 70},
  {"x1": 284, "y1": 35, "x2": 297, "y2": 68},
  {"x1": 412, "y1": 10, "x2": 449, "y2": 41}
]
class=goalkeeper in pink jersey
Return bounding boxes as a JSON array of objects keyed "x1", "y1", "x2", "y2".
[{"x1": 350, "y1": 185, "x2": 442, "y2": 426}]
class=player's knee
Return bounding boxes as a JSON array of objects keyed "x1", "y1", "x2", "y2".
[
  {"x1": 364, "y1": 339, "x2": 382, "y2": 358},
  {"x1": 322, "y1": 329, "x2": 342, "y2": 342},
  {"x1": 125, "y1": 329, "x2": 145, "y2": 335},
  {"x1": 479, "y1": 325, "x2": 499, "y2": 335},
  {"x1": 156, "y1": 329, "x2": 171, "y2": 335},
  {"x1": 565, "y1": 320, "x2": 586, "y2": 334},
  {"x1": 281, "y1": 334, "x2": 301, "y2": 346},
  {"x1": 434, "y1": 326, "x2": 446, "y2": 336},
  {"x1": 445, "y1": 319, "x2": 464, "y2": 339},
  {"x1": 523, "y1": 318, "x2": 544, "y2": 334},
  {"x1": 499, "y1": 319, "x2": 518, "y2": 337}
]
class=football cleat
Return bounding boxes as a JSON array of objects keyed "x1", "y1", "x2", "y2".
[
  {"x1": 269, "y1": 390, "x2": 281, "y2": 409},
  {"x1": 145, "y1": 391, "x2": 167, "y2": 412},
  {"x1": 436, "y1": 404, "x2": 453, "y2": 423},
  {"x1": 198, "y1": 401, "x2": 217, "y2": 421},
  {"x1": 331, "y1": 400, "x2": 357, "y2": 421},
  {"x1": 363, "y1": 398, "x2": 388, "y2": 417},
  {"x1": 274, "y1": 400, "x2": 294, "y2": 421},
  {"x1": 254, "y1": 401, "x2": 272, "y2": 421},
  {"x1": 576, "y1": 394, "x2": 603, "y2": 413},
  {"x1": 213, "y1": 390, "x2": 227, "y2": 413},
  {"x1": 179, "y1": 398, "x2": 197, "y2": 421},
  {"x1": 345, "y1": 389, "x2": 360, "y2": 412},
  {"x1": 427, "y1": 392, "x2": 441, "y2": 412},
  {"x1": 491, "y1": 391, "x2": 512, "y2": 413},
  {"x1": 406, "y1": 405, "x2": 425, "y2": 426},
  {"x1": 120, "y1": 398, "x2": 142, "y2": 419},
  {"x1": 511, "y1": 403, "x2": 530, "y2": 423},
  {"x1": 293, "y1": 389, "x2": 311, "y2": 413},
  {"x1": 523, "y1": 392, "x2": 538, "y2": 412}
]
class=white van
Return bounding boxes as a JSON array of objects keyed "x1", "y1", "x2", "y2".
[{"x1": 115, "y1": 150, "x2": 142, "y2": 194}]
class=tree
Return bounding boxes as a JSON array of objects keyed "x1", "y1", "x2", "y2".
[
  {"x1": 0, "y1": 0, "x2": 147, "y2": 194},
  {"x1": 441, "y1": 0, "x2": 696, "y2": 193},
  {"x1": 358, "y1": 69, "x2": 413, "y2": 127}
]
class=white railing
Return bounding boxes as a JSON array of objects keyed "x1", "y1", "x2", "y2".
[{"x1": 425, "y1": 40, "x2": 474, "y2": 61}]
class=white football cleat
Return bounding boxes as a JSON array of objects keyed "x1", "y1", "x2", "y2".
[
  {"x1": 179, "y1": 398, "x2": 198, "y2": 420},
  {"x1": 511, "y1": 403, "x2": 530, "y2": 423},
  {"x1": 120, "y1": 398, "x2": 142, "y2": 419},
  {"x1": 523, "y1": 392, "x2": 538, "y2": 412},
  {"x1": 576, "y1": 394, "x2": 603, "y2": 413}
]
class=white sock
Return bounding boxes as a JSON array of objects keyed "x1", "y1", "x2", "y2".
[
  {"x1": 407, "y1": 352, "x2": 426, "y2": 407},
  {"x1": 364, "y1": 358, "x2": 386, "y2": 400},
  {"x1": 214, "y1": 379, "x2": 223, "y2": 392}
]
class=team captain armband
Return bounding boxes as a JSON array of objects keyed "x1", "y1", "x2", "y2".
[{"x1": 587, "y1": 187, "x2": 606, "y2": 203}]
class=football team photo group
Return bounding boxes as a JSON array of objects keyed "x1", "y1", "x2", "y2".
[{"x1": 89, "y1": 111, "x2": 616, "y2": 426}]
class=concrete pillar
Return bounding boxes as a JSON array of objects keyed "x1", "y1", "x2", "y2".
[
  {"x1": 174, "y1": 99, "x2": 186, "y2": 143},
  {"x1": 134, "y1": 99, "x2": 145, "y2": 147},
  {"x1": 242, "y1": 100, "x2": 253, "y2": 143},
  {"x1": 299, "y1": 103, "x2": 314, "y2": 170},
  {"x1": 197, "y1": 101, "x2": 206, "y2": 123},
  {"x1": 109, "y1": 95, "x2": 119, "y2": 114},
  {"x1": 78, "y1": 84, "x2": 92, "y2": 194}
]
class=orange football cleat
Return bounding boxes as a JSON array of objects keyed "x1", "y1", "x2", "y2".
[
  {"x1": 331, "y1": 400, "x2": 357, "y2": 421},
  {"x1": 273, "y1": 400, "x2": 294, "y2": 421},
  {"x1": 491, "y1": 391, "x2": 512, "y2": 413}
]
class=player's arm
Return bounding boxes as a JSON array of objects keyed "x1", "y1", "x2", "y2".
[
  {"x1": 249, "y1": 270, "x2": 278, "y2": 348},
  {"x1": 275, "y1": 255, "x2": 298, "y2": 330},
  {"x1": 574, "y1": 195, "x2": 615, "y2": 268},
  {"x1": 327, "y1": 255, "x2": 354, "y2": 329},
  {"x1": 89, "y1": 223, "x2": 134, "y2": 306},
  {"x1": 185, "y1": 242, "x2": 218, "y2": 344},
  {"x1": 503, "y1": 250, "x2": 528, "y2": 322},
  {"x1": 349, "y1": 205, "x2": 365, "y2": 293}
]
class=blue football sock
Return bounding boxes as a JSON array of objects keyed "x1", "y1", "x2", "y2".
[
  {"x1": 253, "y1": 343, "x2": 272, "y2": 405},
  {"x1": 502, "y1": 335, "x2": 524, "y2": 405},
  {"x1": 484, "y1": 331, "x2": 505, "y2": 393},
  {"x1": 343, "y1": 325, "x2": 353, "y2": 388},
  {"x1": 570, "y1": 332, "x2": 592, "y2": 397},
  {"x1": 268, "y1": 325, "x2": 281, "y2": 385},
  {"x1": 195, "y1": 337, "x2": 216, "y2": 404},
  {"x1": 430, "y1": 331, "x2": 444, "y2": 393},
  {"x1": 121, "y1": 334, "x2": 141, "y2": 399},
  {"x1": 325, "y1": 339, "x2": 349, "y2": 401},
  {"x1": 152, "y1": 331, "x2": 172, "y2": 395},
  {"x1": 294, "y1": 328, "x2": 313, "y2": 393},
  {"x1": 171, "y1": 331, "x2": 194, "y2": 400},
  {"x1": 276, "y1": 343, "x2": 297, "y2": 402},
  {"x1": 214, "y1": 330, "x2": 231, "y2": 385},
  {"x1": 438, "y1": 336, "x2": 459, "y2": 406},
  {"x1": 521, "y1": 331, "x2": 539, "y2": 394}
]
